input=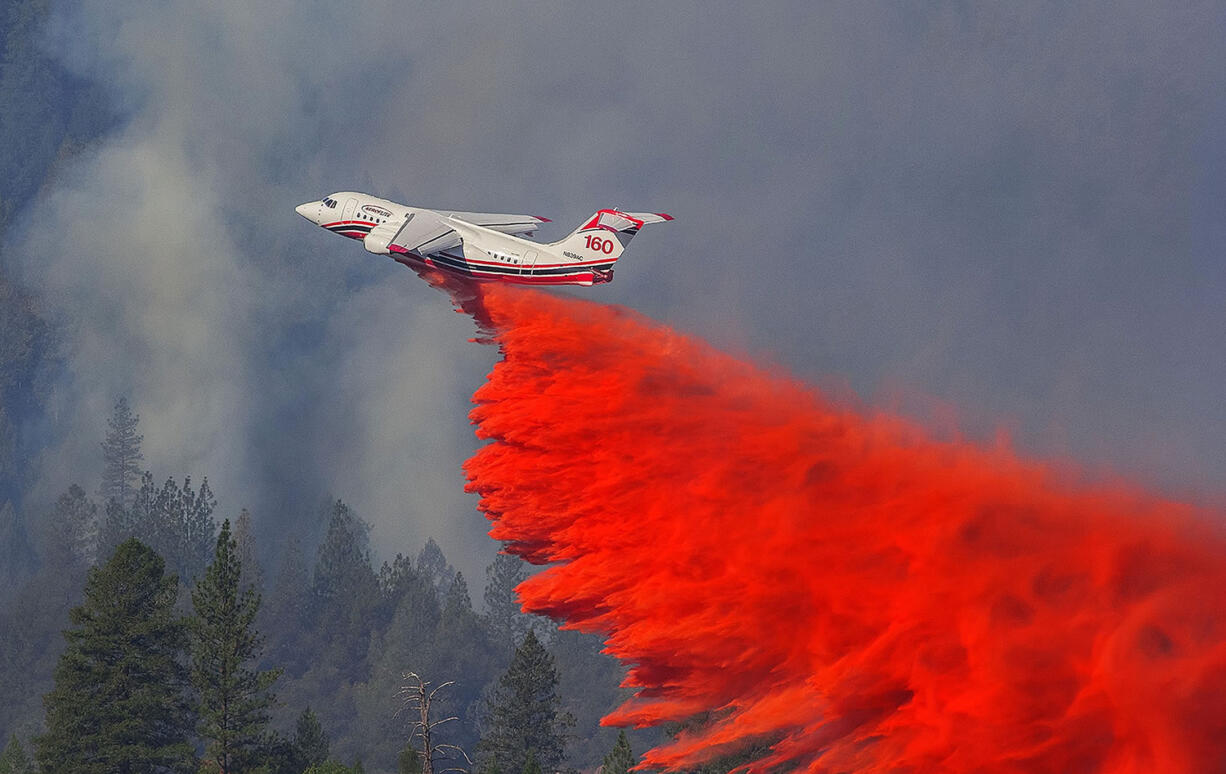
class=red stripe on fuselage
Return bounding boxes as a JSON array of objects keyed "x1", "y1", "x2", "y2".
[
  {"x1": 460, "y1": 255, "x2": 615, "y2": 269},
  {"x1": 395, "y1": 253, "x2": 601, "y2": 286}
]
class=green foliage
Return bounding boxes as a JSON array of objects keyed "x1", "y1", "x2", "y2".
[
  {"x1": 36, "y1": 538, "x2": 195, "y2": 774},
  {"x1": 0, "y1": 486, "x2": 104, "y2": 755},
  {"x1": 99, "y1": 397, "x2": 143, "y2": 508},
  {"x1": 5, "y1": 488, "x2": 631, "y2": 774},
  {"x1": 300, "y1": 501, "x2": 379, "y2": 753},
  {"x1": 294, "y1": 707, "x2": 330, "y2": 770},
  {"x1": 601, "y1": 731, "x2": 634, "y2": 774},
  {"x1": 0, "y1": 734, "x2": 33, "y2": 774},
  {"x1": 35, "y1": 484, "x2": 96, "y2": 570},
  {"x1": 483, "y1": 551, "x2": 531, "y2": 656},
  {"x1": 354, "y1": 557, "x2": 444, "y2": 767},
  {"x1": 264, "y1": 537, "x2": 310, "y2": 675},
  {"x1": 520, "y1": 749, "x2": 541, "y2": 774},
  {"x1": 397, "y1": 745, "x2": 423, "y2": 774},
  {"x1": 100, "y1": 472, "x2": 217, "y2": 582},
  {"x1": 313, "y1": 500, "x2": 375, "y2": 606},
  {"x1": 303, "y1": 762, "x2": 363, "y2": 774},
  {"x1": 191, "y1": 519, "x2": 281, "y2": 773},
  {"x1": 552, "y1": 629, "x2": 649, "y2": 768},
  {"x1": 416, "y1": 538, "x2": 455, "y2": 594},
  {"x1": 478, "y1": 630, "x2": 573, "y2": 774}
]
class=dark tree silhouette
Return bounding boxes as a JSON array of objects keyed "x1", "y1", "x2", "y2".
[
  {"x1": 477, "y1": 631, "x2": 572, "y2": 774},
  {"x1": 191, "y1": 519, "x2": 280, "y2": 773},
  {"x1": 37, "y1": 539, "x2": 194, "y2": 774},
  {"x1": 99, "y1": 397, "x2": 143, "y2": 508}
]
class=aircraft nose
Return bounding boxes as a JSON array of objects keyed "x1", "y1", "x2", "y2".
[{"x1": 295, "y1": 201, "x2": 318, "y2": 221}]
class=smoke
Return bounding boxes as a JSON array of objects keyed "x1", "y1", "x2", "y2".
[
  {"x1": 464, "y1": 285, "x2": 1226, "y2": 773},
  {"x1": 7, "y1": 1, "x2": 1223, "y2": 584}
]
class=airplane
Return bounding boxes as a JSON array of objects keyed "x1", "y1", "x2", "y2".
[{"x1": 295, "y1": 191, "x2": 672, "y2": 286}]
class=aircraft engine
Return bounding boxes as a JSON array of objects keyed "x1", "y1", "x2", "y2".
[{"x1": 363, "y1": 231, "x2": 392, "y2": 255}]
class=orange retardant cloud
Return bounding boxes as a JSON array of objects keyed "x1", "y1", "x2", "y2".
[{"x1": 464, "y1": 285, "x2": 1226, "y2": 774}]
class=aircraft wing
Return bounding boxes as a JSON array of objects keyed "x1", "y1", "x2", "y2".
[{"x1": 389, "y1": 209, "x2": 549, "y2": 256}]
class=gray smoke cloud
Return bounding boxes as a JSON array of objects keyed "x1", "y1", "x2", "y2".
[{"x1": 11, "y1": 1, "x2": 1226, "y2": 579}]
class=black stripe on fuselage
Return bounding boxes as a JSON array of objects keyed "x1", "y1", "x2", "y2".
[
  {"x1": 327, "y1": 223, "x2": 373, "y2": 235},
  {"x1": 427, "y1": 251, "x2": 614, "y2": 277}
]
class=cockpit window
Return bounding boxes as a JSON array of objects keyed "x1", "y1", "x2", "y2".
[{"x1": 322, "y1": 197, "x2": 337, "y2": 208}]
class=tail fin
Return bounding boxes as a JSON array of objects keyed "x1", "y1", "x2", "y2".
[{"x1": 550, "y1": 209, "x2": 673, "y2": 262}]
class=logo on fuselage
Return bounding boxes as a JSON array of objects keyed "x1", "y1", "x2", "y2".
[{"x1": 361, "y1": 205, "x2": 393, "y2": 219}]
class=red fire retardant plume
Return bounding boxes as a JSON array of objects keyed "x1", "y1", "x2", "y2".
[{"x1": 463, "y1": 286, "x2": 1226, "y2": 774}]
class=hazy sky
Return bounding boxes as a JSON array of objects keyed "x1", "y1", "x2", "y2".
[{"x1": 10, "y1": 1, "x2": 1224, "y2": 580}]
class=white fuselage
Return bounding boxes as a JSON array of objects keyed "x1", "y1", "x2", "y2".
[{"x1": 295, "y1": 191, "x2": 635, "y2": 286}]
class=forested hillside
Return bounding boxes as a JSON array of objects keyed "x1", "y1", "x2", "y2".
[{"x1": 0, "y1": 398, "x2": 655, "y2": 773}]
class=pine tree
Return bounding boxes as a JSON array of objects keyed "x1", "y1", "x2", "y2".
[
  {"x1": 312, "y1": 500, "x2": 378, "y2": 681},
  {"x1": 483, "y1": 551, "x2": 531, "y2": 656},
  {"x1": 265, "y1": 537, "x2": 310, "y2": 675},
  {"x1": 294, "y1": 707, "x2": 330, "y2": 770},
  {"x1": 416, "y1": 538, "x2": 455, "y2": 595},
  {"x1": 36, "y1": 538, "x2": 195, "y2": 774},
  {"x1": 313, "y1": 500, "x2": 374, "y2": 604},
  {"x1": 174, "y1": 475, "x2": 218, "y2": 583},
  {"x1": 99, "y1": 473, "x2": 216, "y2": 583},
  {"x1": 375, "y1": 553, "x2": 418, "y2": 623},
  {"x1": 353, "y1": 564, "x2": 444, "y2": 767},
  {"x1": 477, "y1": 630, "x2": 572, "y2": 774},
  {"x1": 600, "y1": 731, "x2": 634, "y2": 774},
  {"x1": 397, "y1": 745, "x2": 423, "y2": 774},
  {"x1": 99, "y1": 397, "x2": 143, "y2": 507},
  {"x1": 191, "y1": 519, "x2": 281, "y2": 773},
  {"x1": 435, "y1": 572, "x2": 497, "y2": 740},
  {"x1": 37, "y1": 484, "x2": 96, "y2": 571},
  {"x1": 0, "y1": 735, "x2": 33, "y2": 774}
]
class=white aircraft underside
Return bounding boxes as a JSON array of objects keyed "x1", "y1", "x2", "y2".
[{"x1": 296, "y1": 191, "x2": 671, "y2": 287}]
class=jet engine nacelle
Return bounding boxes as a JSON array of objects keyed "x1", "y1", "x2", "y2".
[{"x1": 363, "y1": 231, "x2": 392, "y2": 255}]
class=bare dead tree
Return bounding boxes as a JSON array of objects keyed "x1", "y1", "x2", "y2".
[{"x1": 398, "y1": 671, "x2": 473, "y2": 774}]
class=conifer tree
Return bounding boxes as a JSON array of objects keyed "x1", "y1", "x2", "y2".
[
  {"x1": 294, "y1": 708, "x2": 330, "y2": 770},
  {"x1": 477, "y1": 631, "x2": 572, "y2": 774},
  {"x1": 435, "y1": 572, "x2": 497, "y2": 740},
  {"x1": 483, "y1": 551, "x2": 531, "y2": 656},
  {"x1": 38, "y1": 484, "x2": 96, "y2": 571},
  {"x1": 190, "y1": 519, "x2": 281, "y2": 773},
  {"x1": 313, "y1": 500, "x2": 375, "y2": 604},
  {"x1": 265, "y1": 537, "x2": 310, "y2": 674},
  {"x1": 99, "y1": 397, "x2": 143, "y2": 507},
  {"x1": 0, "y1": 735, "x2": 33, "y2": 774},
  {"x1": 312, "y1": 500, "x2": 378, "y2": 681},
  {"x1": 37, "y1": 539, "x2": 195, "y2": 774},
  {"x1": 98, "y1": 472, "x2": 217, "y2": 582},
  {"x1": 416, "y1": 538, "x2": 455, "y2": 595},
  {"x1": 600, "y1": 731, "x2": 634, "y2": 774},
  {"x1": 397, "y1": 745, "x2": 423, "y2": 774},
  {"x1": 174, "y1": 475, "x2": 218, "y2": 582}
]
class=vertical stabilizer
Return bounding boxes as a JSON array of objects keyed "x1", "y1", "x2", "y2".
[{"x1": 551, "y1": 209, "x2": 673, "y2": 262}]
